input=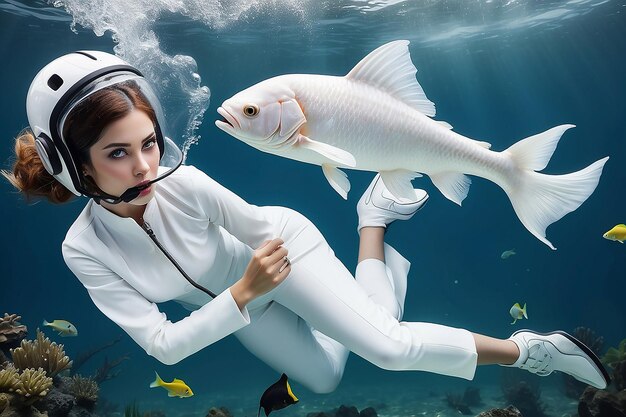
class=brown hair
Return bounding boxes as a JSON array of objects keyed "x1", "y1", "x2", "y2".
[{"x1": 2, "y1": 81, "x2": 157, "y2": 204}]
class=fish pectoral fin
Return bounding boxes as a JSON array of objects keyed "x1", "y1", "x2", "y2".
[
  {"x1": 322, "y1": 164, "x2": 350, "y2": 200},
  {"x1": 379, "y1": 170, "x2": 423, "y2": 202},
  {"x1": 429, "y1": 171, "x2": 471, "y2": 206},
  {"x1": 297, "y1": 135, "x2": 356, "y2": 167},
  {"x1": 345, "y1": 40, "x2": 436, "y2": 117},
  {"x1": 279, "y1": 99, "x2": 306, "y2": 138}
]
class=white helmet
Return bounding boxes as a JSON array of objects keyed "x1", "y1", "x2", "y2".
[{"x1": 26, "y1": 51, "x2": 182, "y2": 204}]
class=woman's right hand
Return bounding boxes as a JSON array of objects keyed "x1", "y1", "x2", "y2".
[{"x1": 230, "y1": 238, "x2": 291, "y2": 310}]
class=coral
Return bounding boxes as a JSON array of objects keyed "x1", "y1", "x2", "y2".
[
  {"x1": 612, "y1": 359, "x2": 626, "y2": 391},
  {"x1": 601, "y1": 339, "x2": 626, "y2": 369},
  {"x1": 0, "y1": 393, "x2": 9, "y2": 414},
  {"x1": 0, "y1": 350, "x2": 8, "y2": 368},
  {"x1": 0, "y1": 364, "x2": 20, "y2": 392},
  {"x1": 477, "y1": 406, "x2": 523, "y2": 417},
  {"x1": 500, "y1": 368, "x2": 547, "y2": 417},
  {"x1": 1, "y1": 393, "x2": 49, "y2": 417},
  {"x1": 305, "y1": 405, "x2": 380, "y2": 417},
  {"x1": 206, "y1": 407, "x2": 233, "y2": 417},
  {"x1": 14, "y1": 368, "x2": 53, "y2": 398},
  {"x1": 10, "y1": 329, "x2": 72, "y2": 377},
  {"x1": 37, "y1": 387, "x2": 76, "y2": 417},
  {"x1": 444, "y1": 392, "x2": 472, "y2": 415},
  {"x1": 1, "y1": 365, "x2": 53, "y2": 403},
  {"x1": 62, "y1": 375, "x2": 98, "y2": 409},
  {"x1": 578, "y1": 386, "x2": 626, "y2": 417},
  {"x1": 0, "y1": 314, "x2": 28, "y2": 351},
  {"x1": 359, "y1": 408, "x2": 377, "y2": 417},
  {"x1": 502, "y1": 381, "x2": 547, "y2": 417},
  {"x1": 573, "y1": 327, "x2": 604, "y2": 355},
  {"x1": 336, "y1": 405, "x2": 359, "y2": 417}
]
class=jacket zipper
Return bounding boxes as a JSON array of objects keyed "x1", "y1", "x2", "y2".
[{"x1": 141, "y1": 221, "x2": 217, "y2": 298}]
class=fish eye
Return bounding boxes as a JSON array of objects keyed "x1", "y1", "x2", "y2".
[{"x1": 243, "y1": 104, "x2": 259, "y2": 118}]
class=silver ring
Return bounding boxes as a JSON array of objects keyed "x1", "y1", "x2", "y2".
[{"x1": 279, "y1": 256, "x2": 291, "y2": 273}]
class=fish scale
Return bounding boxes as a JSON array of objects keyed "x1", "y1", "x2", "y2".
[{"x1": 290, "y1": 74, "x2": 496, "y2": 175}]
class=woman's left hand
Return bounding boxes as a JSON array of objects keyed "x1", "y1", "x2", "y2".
[{"x1": 230, "y1": 238, "x2": 291, "y2": 310}]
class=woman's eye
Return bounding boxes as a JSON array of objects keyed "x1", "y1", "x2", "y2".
[
  {"x1": 143, "y1": 138, "x2": 157, "y2": 149},
  {"x1": 109, "y1": 149, "x2": 127, "y2": 159}
]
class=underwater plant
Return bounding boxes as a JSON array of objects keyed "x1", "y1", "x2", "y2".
[
  {"x1": 93, "y1": 354, "x2": 129, "y2": 383},
  {"x1": 10, "y1": 329, "x2": 72, "y2": 377},
  {"x1": 601, "y1": 338, "x2": 626, "y2": 369},
  {"x1": 62, "y1": 375, "x2": 99, "y2": 409},
  {"x1": 124, "y1": 401, "x2": 142, "y2": 417},
  {"x1": 71, "y1": 335, "x2": 122, "y2": 376}
]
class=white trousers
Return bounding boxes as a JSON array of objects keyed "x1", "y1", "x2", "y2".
[{"x1": 234, "y1": 208, "x2": 477, "y2": 393}]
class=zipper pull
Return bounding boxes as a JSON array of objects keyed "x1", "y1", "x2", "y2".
[{"x1": 142, "y1": 221, "x2": 154, "y2": 236}]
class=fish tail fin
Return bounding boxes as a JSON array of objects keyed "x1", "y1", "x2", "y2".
[
  {"x1": 150, "y1": 371, "x2": 162, "y2": 388},
  {"x1": 42, "y1": 320, "x2": 49, "y2": 326},
  {"x1": 501, "y1": 125, "x2": 608, "y2": 250},
  {"x1": 522, "y1": 303, "x2": 528, "y2": 319}
]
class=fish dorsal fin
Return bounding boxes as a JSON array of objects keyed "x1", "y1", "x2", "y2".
[
  {"x1": 471, "y1": 139, "x2": 491, "y2": 149},
  {"x1": 346, "y1": 40, "x2": 436, "y2": 117},
  {"x1": 172, "y1": 378, "x2": 184, "y2": 384},
  {"x1": 618, "y1": 224, "x2": 626, "y2": 227}
]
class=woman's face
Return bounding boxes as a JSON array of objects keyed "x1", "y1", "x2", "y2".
[{"x1": 84, "y1": 109, "x2": 160, "y2": 205}]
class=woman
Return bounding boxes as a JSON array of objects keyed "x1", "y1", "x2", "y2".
[{"x1": 3, "y1": 51, "x2": 609, "y2": 393}]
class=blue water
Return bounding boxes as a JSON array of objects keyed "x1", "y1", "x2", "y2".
[{"x1": 1, "y1": 0, "x2": 625, "y2": 415}]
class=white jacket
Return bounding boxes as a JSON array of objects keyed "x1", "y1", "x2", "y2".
[{"x1": 62, "y1": 165, "x2": 281, "y2": 365}]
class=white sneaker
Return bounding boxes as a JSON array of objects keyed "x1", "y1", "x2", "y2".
[
  {"x1": 506, "y1": 329, "x2": 610, "y2": 389},
  {"x1": 357, "y1": 174, "x2": 428, "y2": 232}
]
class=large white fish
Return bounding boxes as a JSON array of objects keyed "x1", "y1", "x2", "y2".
[{"x1": 215, "y1": 40, "x2": 609, "y2": 249}]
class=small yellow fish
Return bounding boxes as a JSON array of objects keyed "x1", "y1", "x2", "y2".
[
  {"x1": 509, "y1": 303, "x2": 528, "y2": 325},
  {"x1": 603, "y1": 224, "x2": 626, "y2": 243},
  {"x1": 501, "y1": 249, "x2": 516, "y2": 259},
  {"x1": 149, "y1": 372, "x2": 193, "y2": 398},
  {"x1": 42, "y1": 319, "x2": 78, "y2": 336}
]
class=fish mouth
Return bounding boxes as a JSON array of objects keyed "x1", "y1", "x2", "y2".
[{"x1": 216, "y1": 107, "x2": 240, "y2": 131}]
